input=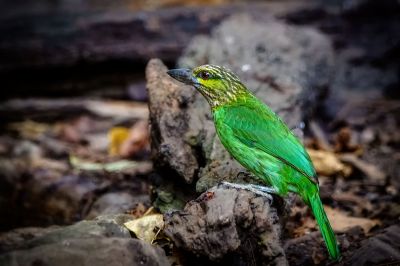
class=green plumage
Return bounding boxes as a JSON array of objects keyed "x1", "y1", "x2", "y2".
[{"x1": 167, "y1": 64, "x2": 341, "y2": 261}]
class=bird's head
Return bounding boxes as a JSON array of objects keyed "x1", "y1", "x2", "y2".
[{"x1": 167, "y1": 64, "x2": 248, "y2": 107}]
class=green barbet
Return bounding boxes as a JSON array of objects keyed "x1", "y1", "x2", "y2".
[{"x1": 167, "y1": 64, "x2": 341, "y2": 261}]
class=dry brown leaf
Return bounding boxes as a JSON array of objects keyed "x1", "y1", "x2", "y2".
[
  {"x1": 107, "y1": 121, "x2": 150, "y2": 158},
  {"x1": 325, "y1": 206, "x2": 380, "y2": 234},
  {"x1": 307, "y1": 148, "x2": 352, "y2": 177},
  {"x1": 339, "y1": 153, "x2": 386, "y2": 183},
  {"x1": 119, "y1": 120, "x2": 150, "y2": 158},
  {"x1": 293, "y1": 216, "x2": 316, "y2": 237},
  {"x1": 124, "y1": 213, "x2": 164, "y2": 244},
  {"x1": 55, "y1": 116, "x2": 95, "y2": 143},
  {"x1": 332, "y1": 192, "x2": 373, "y2": 214},
  {"x1": 108, "y1": 127, "x2": 130, "y2": 156},
  {"x1": 334, "y1": 127, "x2": 362, "y2": 153},
  {"x1": 70, "y1": 155, "x2": 152, "y2": 174},
  {"x1": 86, "y1": 100, "x2": 148, "y2": 120},
  {"x1": 32, "y1": 158, "x2": 69, "y2": 172},
  {"x1": 309, "y1": 121, "x2": 332, "y2": 151},
  {"x1": 8, "y1": 120, "x2": 51, "y2": 140},
  {"x1": 293, "y1": 205, "x2": 380, "y2": 236}
]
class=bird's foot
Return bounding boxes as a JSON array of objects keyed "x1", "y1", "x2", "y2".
[
  {"x1": 220, "y1": 182, "x2": 275, "y2": 202},
  {"x1": 236, "y1": 171, "x2": 248, "y2": 179},
  {"x1": 236, "y1": 171, "x2": 258, "y2": 180}
]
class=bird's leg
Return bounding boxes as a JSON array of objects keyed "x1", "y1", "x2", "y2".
[
  {"x1": 221, "y1": 181, "x2": 275, "y2": 202},
  {"x1": 248, "y1": 184, "x2": 277, "y2": 195}
]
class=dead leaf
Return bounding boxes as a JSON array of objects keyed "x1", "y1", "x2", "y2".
[
  {"x1": 309, "y1": 121, "x2": 332, "y2": 151},
  {"x1": 119, "y1": 120, "x2": 150, "y2": 158},
  {"x1": 325, "y1": 206, "x2": 380, "y2": 234},
  {"x1": 32, "y1": 158, "x2": 69, "y2": 172},
  {"x1": 55, "y1": 116, "x2": 96, "y2": 143},
  {"x1": 332, "y1": 192, "x2": 373, "y2": 215},
  {"x1": 307, "y1": 148, "x2": 352, "y2": 177},
  {"x1": 8, "y1": 120, "x2": 51, "y2": 140},
  {"x1": 339, "y1": 153, "x2": 386, "y2": 183},
  {"x1": 334, "y1": 127, "x2": 361, "y2": 153},
  {"x1": 107, "y1": 121, "x2": 150, "y2": 158},
  {"x1": 124, "y1": 213, "x2": 164, "y2": 243},
  {"x1": 69, "y1": 155, "x2": 152, "y2": 174},
  {"x1": 293, "y1": 215, "x2": 317, "y2": 237},
  {"x1": 86, "y1": 100, "x2": 148, "y2": 120},
  {"x1": 108, "y1": 127, "x2": 130, "y2": 156},
  {"x1": 292, "y1": 205, "x2": 380, "y2": 236}
]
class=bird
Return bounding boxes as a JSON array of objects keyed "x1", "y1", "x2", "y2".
[{"x1": 167, "y1": 64, "x2": 341, "y2": 261}]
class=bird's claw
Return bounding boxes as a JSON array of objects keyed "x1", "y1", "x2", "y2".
[{"x1": 236, "y1": 171, "x2": 248, "y2": 179}]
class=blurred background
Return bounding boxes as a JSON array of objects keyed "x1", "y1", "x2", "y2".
[{"x1": 0, "y1": 0, "x2": 399, "y2": 265}]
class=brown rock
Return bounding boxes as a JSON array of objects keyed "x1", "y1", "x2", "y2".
[
  {"x1": 164, "y1": 185, "x2": 287, "y2": 265},
  {"x1": 146, "y1": 58, "x2": 210, "y2": 184}
]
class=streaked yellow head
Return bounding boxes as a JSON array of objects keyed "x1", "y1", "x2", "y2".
[{"x1": 167, "y1": 64, "x2": 248, "y2": 107}]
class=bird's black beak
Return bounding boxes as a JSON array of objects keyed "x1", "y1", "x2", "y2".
[{"x1": 167, "y1": 68, "x2": 197, "y2": 85}]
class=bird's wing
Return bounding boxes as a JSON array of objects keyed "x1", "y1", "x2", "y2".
[{"x1": 219, "y1": 103, "x2": 318, "y2": 184}]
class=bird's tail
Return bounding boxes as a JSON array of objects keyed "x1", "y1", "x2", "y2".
[{"x1": 307, "y1": 192, "x2": 341, "y2": 261}]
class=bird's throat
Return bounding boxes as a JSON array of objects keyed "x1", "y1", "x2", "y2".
[{"x1": 199, "y1": 84, "x2": 249, "y2": 109}]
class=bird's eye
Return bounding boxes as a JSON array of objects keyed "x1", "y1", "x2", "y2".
[{"x1": 198, "y1": 71, "x2": 211, "y2": 80}]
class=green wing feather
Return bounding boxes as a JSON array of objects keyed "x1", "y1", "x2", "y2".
[{"x1": 216, "y1": 99, "x2": 318, "y2": 184}]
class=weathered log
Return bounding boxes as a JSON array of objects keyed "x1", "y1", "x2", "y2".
[{"x1": 0, "y1": 98, "x2": 148, "y2": 122}]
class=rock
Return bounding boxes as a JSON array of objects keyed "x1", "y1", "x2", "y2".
[
  {"x1": 179, "y1": 14, "x2": 333, "y2": 127},
  {"x1": 146, "y1": 58, "x2": 210, "y2": 184},
  {"x1": 86, "y1": 192, "x2": 150, "y2": 219},
  {"x1": 283, "y1": 227, "x2": 355, "y2": 266},
  {"x1": 147, "y1": 14, "x2": 334, "y2": 191},
  {"x1": 341, "y1": 0, "x2": 399, "y2": 16},
  {"x1": 284, "y1": 231, "x2": 327, "y2": 266},
  {"x1": 284, "y1": 225, "x2": 366, "y2": 266},
  {"x1": 21, "y1": 214, "x2": 134, "y2": 249},
  {"x1": 0, "y1": 226, "x2": 60, "y2": 253},
  {"x1": 0, "y1": 214, "x2": 169, "y2": 266},
  {"x1": 345, "y1": 225, "x2": 400, "y2": 266},
  {"x1": 0, "y1": 214, "x2": 132, "y2": 253},
  {"x1": 0, "y1": 238, "x2": 168, "y2": 266},
  {"x1": 164, "y1": 185, "x2": 287, "y2": 265}
]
